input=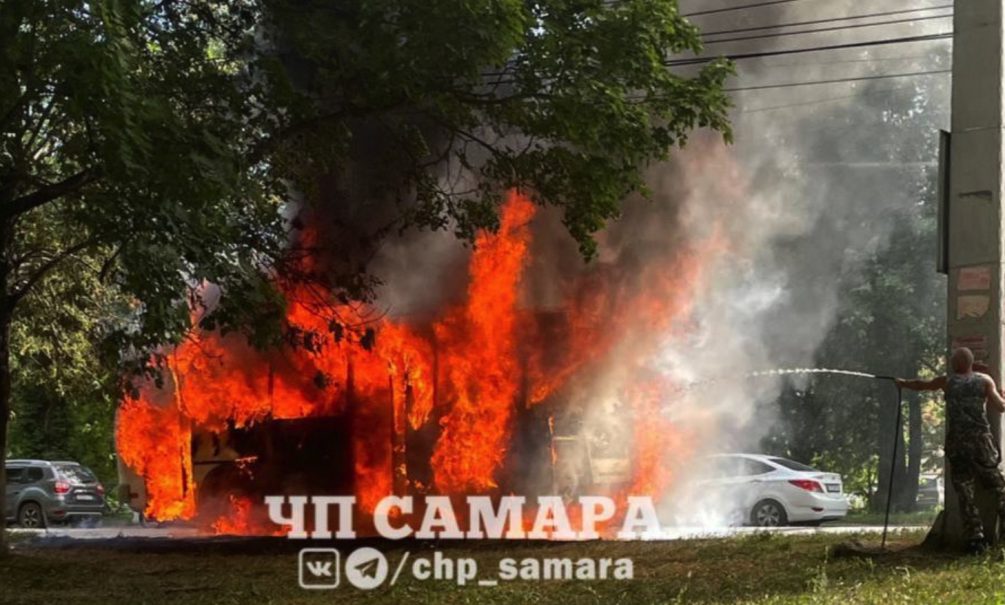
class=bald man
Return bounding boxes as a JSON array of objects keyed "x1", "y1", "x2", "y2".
[{"x1": 897, "y1": 347, "x2": 1005, "y2": 553}]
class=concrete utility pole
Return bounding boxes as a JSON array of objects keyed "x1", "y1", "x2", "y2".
[{"x1": 932, "y1": 0, "x2": 1005, "y2": 548}]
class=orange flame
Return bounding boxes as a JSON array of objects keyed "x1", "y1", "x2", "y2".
[
  {"x1": 115, "y1": 188, "x2": 725, "y2": 531},
  {"x1": 430, "y1": 191, "x2": 536, "y2": 492},
  {"x1": 116, "y1": 396, "x2": 196, "y2": 520},
  {"x1": 210, "y1": 494, "x2": 255, "y2": 535}
]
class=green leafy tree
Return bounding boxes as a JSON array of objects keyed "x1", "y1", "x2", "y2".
[
  {"x1": 7, "y1": 244, "x2": 127, "y2": 488},
  {"x1": 768, "y1": 211, "x2": 944, "y2": 511},
  {"x1": 0, "y1": 0, "x2": 731, "y2": 551}
]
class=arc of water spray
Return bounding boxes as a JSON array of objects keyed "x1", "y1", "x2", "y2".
[
  {"x1": 673, "y1": 367, "x2": 896, "y2": 393},
  {"x1": 745, "y1": 367, "x2": 894, "y2": 381}
]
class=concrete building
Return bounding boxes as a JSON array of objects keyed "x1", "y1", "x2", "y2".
[{"x1": 933, "y1": 0, "x2": 1005, "y2": 548}]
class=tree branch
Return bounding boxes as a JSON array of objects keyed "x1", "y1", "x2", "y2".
[
  {"x1": 3, "y1": 167, "x2": 99, "y2": 219},
  {"x1": 98, "y1": 244, "x2": 123, "y2": 283},
  {"x1": 9, "y1": 235, "x2": 104, "y2": 304}
]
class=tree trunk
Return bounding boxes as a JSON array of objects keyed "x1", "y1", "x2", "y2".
[
  {"x1": 874, "y1": 391, "x2": 899, "y2": 513},
  {"x1": 0, "y1": 306, "x2": 12, "y2": 555},
  {"x1": 873, "y1": 410, "x2": 888, "y2": 514},
  {"x1": 874, "y1": 377, "x2": 910, "y2": 513},
  {"x1": 0, "y1": 214, "x2": 13, "y2": 555},
  {"x1": 896, "y1": 420, "x2": 909, "y2": 511},
  {"x1": 903, "y1": 392, "x2": 923, "y2": 512}
]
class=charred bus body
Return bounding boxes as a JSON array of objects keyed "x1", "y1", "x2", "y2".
[{"x1": 117, "y1": 314, "x2": 634, "y2": 521}]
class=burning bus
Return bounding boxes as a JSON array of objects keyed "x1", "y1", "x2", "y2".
[
  {"x1": 115, "y1": 319, "x2": 637, "y2": 528},
  {"x1": 116, "y1": 191, "x2": 708, "y2": 531}
]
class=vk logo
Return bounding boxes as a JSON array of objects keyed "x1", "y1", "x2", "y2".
[
  {"x1": 307, "y1": 560, "x2": 334, "y2": 577},
  {"x1": 299, "y1": 549, "x2": 340, "y2": 589}
]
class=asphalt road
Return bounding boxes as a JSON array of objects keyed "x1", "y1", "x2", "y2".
[{"x1": 8, "y1": 524, "x2": 927, "y2": 542}]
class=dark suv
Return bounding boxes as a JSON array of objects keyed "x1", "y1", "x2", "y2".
[{"x1": 4, "y1": 460, "x2": 105, "y2": 528}]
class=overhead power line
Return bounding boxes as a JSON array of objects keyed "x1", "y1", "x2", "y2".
[
  {"x1": 735, "y1": 84, "x2": 916, "y2": 113},
  {"x1": 477, "y1": 33, "x2": 953, "y2": 88},
  {"x1": 737, "y1": 84, "x2": 916, "y2": 113},
  {"x1": 682, "y1": 0, "x2": 810, "y2": 18},
  {"x1": 704, "y1": 14, "x2": 952, "y2": 46},
  {"x1": 666, "y1": 31, "x2": 953, "y2": 66},
  {"x1": 744, "y1": 54, "x2": 948, "y2": 70},
  {"x1": 725, "y1": 68, "x2": 951, "y2": 92},
  {"x1": 701, "y1": 5, "x2": 953, "y2": 37}
]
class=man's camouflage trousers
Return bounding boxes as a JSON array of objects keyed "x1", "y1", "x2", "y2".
[{"x1": 949, "y1": 431, "x2": 1005, "y2": 542}]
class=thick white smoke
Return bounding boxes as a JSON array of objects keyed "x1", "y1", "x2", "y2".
[
  {"x1": 364, "y1": 0, "x2": 952, "y2": 527},
  {"x1": 652, "y1": 0, "x2": 951, "y2": 525}
]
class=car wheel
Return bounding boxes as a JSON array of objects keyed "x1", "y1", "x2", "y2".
[
  {"x1": 18, "y1": 502, "x2": 46, "y2": 529},
  {"x1": 751, "y1": 499, "x2": 788, "y2": 527}
]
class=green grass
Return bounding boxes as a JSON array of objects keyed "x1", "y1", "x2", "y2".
[
  {"x1": 3, "y1": 530, "x2": 1005, "y2": 604},
  {"x1": 4, "y1": 530, "x2": 35, "y2": 545},
  {"x1": 835, "y1": 509, "x2": 941, "y2": 527}
]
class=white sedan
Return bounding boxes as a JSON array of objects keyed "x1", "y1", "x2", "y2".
[{"x1": 695, "y1": 453, "x2": 849, "y2": 527}]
